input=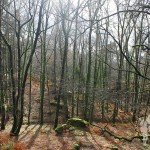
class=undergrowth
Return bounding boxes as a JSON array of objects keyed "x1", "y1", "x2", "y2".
[{"x1": 0, "y1": 133, "x2": 26, "y2": 150}]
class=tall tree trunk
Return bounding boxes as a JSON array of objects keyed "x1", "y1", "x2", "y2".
[
  {"x1": 40, "y1": 16, "x2": 48, "y2": 124},
  {"x1": 53, "y1": 35, "x2": 57, "y2": 93},
  {"x1": 71, "y1": 0, "x2": 80, "y2": 118},
  {"x1": 54, "y1": 34, "x2": 68, "y2": 128},
  {"x1": 28, "y1": 65, "x2": 32, "y2": 125},
  {"x1": 14, "y1": 0, "x2": 44, "y2": 135},
  {"x1": 89, "y1": 22, "x2": 99, "y2": 123},
  {"x1": 0, "y1": 0, "x2": 6, "y2": 130},
  {"x1": 84, "y1": 22, "x2": 92, "y2": 121}
]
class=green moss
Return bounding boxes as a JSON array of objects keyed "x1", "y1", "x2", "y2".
[
  {"x1": 55, "y1": 118, "x2": 89, "y2": 134},
  {"x1": 72, "y1": 141, "x2": 80, "y2": 150},
  {"x1": 1, "y1": 141, "x2": 14, "y2": 150},
  {"x1": 67, "y1": 118, "x2": 89, "y2": 128},
  {"x1": 73, "y1": 130, "x2": 85, "y2": 136},
  {"x1": 111, "y1": 146, "x2": 118, "y2": 150},
  {"x1": 69, "y1": 126, "x2": 76, "y2": 131},
  {"x1": 55, "y1": 124, "x2": 69, "y2": 134}
]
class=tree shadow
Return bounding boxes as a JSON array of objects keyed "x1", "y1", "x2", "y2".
[
  {"x1": 88, "y1": 132, "x2": 103, "y2": 149},
  {"x1": 80, "y1": 130, "x2": 98, "y2": 149},
  {"x1": 26, "y1": 125, "x2": 42, "y2": 149},
  {"x1": 103, "y1": 132, "x2": 124, "y2": 150},
  {"x1": 19, "y1": 125, "x2": 36, "y2": 141},
  {"x1": 67, "y1": 128, "x2": 97, "y2": 149},
  {"x1": 57, "y1": 132, "x2": 71, "y2": 149}
]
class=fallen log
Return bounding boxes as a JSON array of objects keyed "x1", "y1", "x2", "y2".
[{"x1": 91, "y1": 123, "x2": 150, "y2": 142}]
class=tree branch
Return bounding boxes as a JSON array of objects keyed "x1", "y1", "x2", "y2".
[{"x1": 79, "y1": 9, "x2": 150, "y2": 22}]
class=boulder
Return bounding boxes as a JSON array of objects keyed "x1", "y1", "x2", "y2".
[
  {"x1": 55, "y1": 124, "x2": 69, "y2": 134},
  {"x1": 67, "y1": 118, "x2": 89, "y2": 128}
]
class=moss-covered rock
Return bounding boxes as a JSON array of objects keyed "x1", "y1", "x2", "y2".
[
  {"x1": 67, "y1": 118, "x2": 89, "y2": 128},
  {"x1": 50, "y1": 101, "x2": 64, "y2": 109},
  {"x1": 72, "y1": 141, "x2": 80, "y2": 150},
  {"x1": 69, "y1": 126, "x2": 76, "y2": 131},
  {"x1": 55, "y1": 124, "x2": 69, "y2": 134},
  {"x1": 55, "y1": 118, "x2": 89, "y2": 134}
]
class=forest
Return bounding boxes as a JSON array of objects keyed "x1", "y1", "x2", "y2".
[{"x1": 0, "y1": 0, "x2": 150, "y2": 149}]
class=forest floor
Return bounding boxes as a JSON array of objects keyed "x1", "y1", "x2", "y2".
[
  {"x1": 0, "y1": 77, "x2": 150, "y2": 150},
  {"x1": 2, "y1": 121, "x2": 149, "y2": 150}
]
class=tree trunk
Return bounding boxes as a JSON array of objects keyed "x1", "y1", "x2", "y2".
[{"x1": 54, "y1": 35, "x2": 68, "y2": 128}]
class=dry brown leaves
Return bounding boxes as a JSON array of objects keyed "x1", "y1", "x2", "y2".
[
  {"x1": 0, "y1": 132, "x2": 10, "y2": 146},
  {"x1": 0, "y1": 132, "x2": 27, "y2": 150},
  {"x1": 13, "y1": 143, "x2": 27, "y2": 150}
]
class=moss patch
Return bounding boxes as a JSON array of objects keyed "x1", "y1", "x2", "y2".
[
  {"x1": 111, "y1": 146, "x2": 118, "y2": 150},
  {"x1": 55, "y1": 118, "x2": 89, "y2": 134},
  {"x1": 72, "y1": 141, "x2": 80, "y2": 150},
  {"x1": 55, "y1": 124, "x2": 69, "y2": 134},
  {"x1": 67, "y1": 118, "x2": 89, "y2": 128},
  {"x1": 73, "y1": 130, "x2": 85, "y2": 136}
]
